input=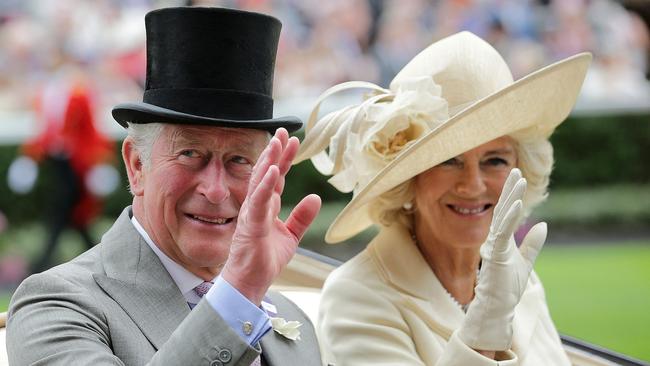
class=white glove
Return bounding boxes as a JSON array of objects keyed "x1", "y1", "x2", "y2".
[{"x1": 457, "y1": 168, "x2": 547, "y2": 351}]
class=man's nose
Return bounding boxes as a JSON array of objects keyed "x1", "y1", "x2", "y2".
[
  {"x1": 197, "y1": 161, "x2": 230, "y2": 204},
  {"x1": 454, "y1": 163, "x2": 487, "y2": 197}
]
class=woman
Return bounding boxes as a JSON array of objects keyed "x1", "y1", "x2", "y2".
[{"x1": 295, "y1": 32, "x2": 591, "y2": 365}]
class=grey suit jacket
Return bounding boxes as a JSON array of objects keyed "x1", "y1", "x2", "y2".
[{"x1": 7, "y1": 208, "x2": 321, "y2": 366}]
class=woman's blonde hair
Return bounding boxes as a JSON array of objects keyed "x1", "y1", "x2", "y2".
[{"x1": 368, "y1": 135, "x2": 554, "y2": 230}]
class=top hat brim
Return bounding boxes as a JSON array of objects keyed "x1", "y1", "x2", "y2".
[{"x1": 112, "y1": 102, "x2": 302, "y2": 133}]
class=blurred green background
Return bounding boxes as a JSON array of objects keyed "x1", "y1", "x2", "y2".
[{"x1": 536, "y1": 243, "x2": 650, "y2": 362}]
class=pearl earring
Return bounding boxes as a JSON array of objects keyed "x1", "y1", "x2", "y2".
[{"x1": 402, "y1": 202, "x2": 413, "y2": 210}]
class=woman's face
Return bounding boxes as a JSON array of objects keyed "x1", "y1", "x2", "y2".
[{"x1": 413, "y1": 136, "x2": 517, "y2": 249}]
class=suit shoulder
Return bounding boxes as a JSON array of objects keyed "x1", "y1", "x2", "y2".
[{"x1": 9, "y1": 245, "x2": 105, "y2": 312}]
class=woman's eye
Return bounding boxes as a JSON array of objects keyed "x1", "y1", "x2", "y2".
[
  {"x1": 484, "y1": 157, "x2": 509, "y2": 166},
  {"x1": 439, "y1": 157, "x2": 461, "y2": 166}
]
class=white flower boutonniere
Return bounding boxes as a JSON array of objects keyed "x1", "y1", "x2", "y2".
[{"x1": 270, "y1": 317, "x2": 302, "y2": 341}]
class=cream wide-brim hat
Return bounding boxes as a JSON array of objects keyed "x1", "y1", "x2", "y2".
[{"x1": 296, "y1": 32, "x2": 592, "y2": 244}]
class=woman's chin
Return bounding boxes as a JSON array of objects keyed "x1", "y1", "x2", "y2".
[{"x1": 454, "y1": 233, "x2": 489, "y2": 250}]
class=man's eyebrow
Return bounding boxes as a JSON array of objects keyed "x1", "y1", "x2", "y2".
[
  {"x1": 169, "y1": 130, "x2": 204, "y2": 150},
  {"x1": 170, "y1": 128, "x2": 264, "y2": 153}
]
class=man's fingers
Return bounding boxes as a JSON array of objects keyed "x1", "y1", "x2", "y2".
[
  {"x1": 247, "y1": 165, "x2": 280, "y2": 224},
  {"x1": 278, "y1": 136, "x2": 299, "y2": 177},
  {"x1": 275, "y1": 127, "x2": 289, "y2": 150},
  {"x1": 249, "y1": 137, "x2": 280, "y2": 193},
  {"x1": 285, "y1": 194, "x2": 322, "y2": 241},
  {"x1": 274, "y1": 137, "x2": 298, "y2": 195},
  {"x1": 519, "y1": 222, "x2": 547, "y2": 267},
  {"x1": 275, "y1": 175, "x2": 285, "y2": 196}
]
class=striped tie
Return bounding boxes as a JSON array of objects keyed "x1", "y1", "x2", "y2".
[
  {"x1": 194, "y1": 281, "x2": 214, "y2": 298},
  {"x1": 188, "y1": 281, "x2": 214, "y2": 309}
]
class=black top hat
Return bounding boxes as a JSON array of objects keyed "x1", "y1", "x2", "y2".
[{"x1": 112, "y1": 7, "x2": 301, "y2": 132}]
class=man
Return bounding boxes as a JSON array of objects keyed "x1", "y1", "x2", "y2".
[{"x1": 7, "y1": 7, "x2": 322, "y2": 366}]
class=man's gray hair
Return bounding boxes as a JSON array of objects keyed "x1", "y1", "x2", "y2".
[{"x1": 126, "y1": 122, "x2": 165, "y2": 169}]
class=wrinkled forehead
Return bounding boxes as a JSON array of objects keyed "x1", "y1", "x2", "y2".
[{"x1": 162, "y1": 124, "x2": 271, "y2": 152}]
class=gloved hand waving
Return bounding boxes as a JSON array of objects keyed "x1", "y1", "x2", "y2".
[{"x1": 457, "y1": 168, "x2": 547, "y2": 351}]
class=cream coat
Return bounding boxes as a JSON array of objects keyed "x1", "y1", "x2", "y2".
[{"x1": 318, "y1": 223, "x2": 571, "y2": 366}]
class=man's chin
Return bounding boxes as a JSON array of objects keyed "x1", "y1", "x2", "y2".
[{"x1": 179, "y1": 237, "x2": 231, "y2": 262}]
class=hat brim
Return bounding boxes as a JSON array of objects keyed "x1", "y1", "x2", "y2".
[
  {"x1": 325, "y1": 53, "x2": 592, "y2": 243},
  {"x1": 112, "y1": 102, "x2": 303, "y2": 133}
]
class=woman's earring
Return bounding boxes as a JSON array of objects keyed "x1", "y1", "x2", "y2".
[{"x1": 402, "y1": 201, "x2": 413, "y2": 210}]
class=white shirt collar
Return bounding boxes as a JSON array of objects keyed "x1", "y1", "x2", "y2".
[{"x1": 130, "y1": 215, "x2": 204, "y2": 303}]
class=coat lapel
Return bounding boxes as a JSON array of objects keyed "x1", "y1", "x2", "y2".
[
  {"x1": 371, "y1": 224, "x2": 545, "y2": 350},
  {"x1": 259, "y1": 329, "x2": 289, "y2": 366},
  {"x1": 259, "y1": 292, "x2": 322, "y2": 366},
  {"x1": 93, "y1": 208, "x2": 190, "y2": 350},
  {"x1": 369, "y1": 225, "x2": 466, "y2": 339}
]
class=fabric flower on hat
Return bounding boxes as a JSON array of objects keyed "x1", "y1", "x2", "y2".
[{"x1": 296, "y1": 76, "x2": 449, "y2": 195}]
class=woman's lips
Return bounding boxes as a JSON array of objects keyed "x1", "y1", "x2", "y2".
[{"x1": 447, "y1": 203, "x2": 492, "y2": 216}]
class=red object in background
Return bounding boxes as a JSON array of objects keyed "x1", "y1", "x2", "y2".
[{"x1": 22, "y1": 79, "x2": 115, "y2": 228}]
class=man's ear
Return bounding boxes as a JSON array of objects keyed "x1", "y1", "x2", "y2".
[{"x1": 122, "y1": 137, "x2": 145, "y2": 196}]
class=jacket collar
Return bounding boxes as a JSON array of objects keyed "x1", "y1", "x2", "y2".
[
  {"x1": 93, "y1": 207, "x2": 190, "y2": 350},
  {"x1": 368, "y1": 224, "x2": 465, "y2": 337},
  {"x1": 368, "y1": 223, "x2": 544, "y2": 349},
  {"x1": 259, "y1": 292, "x2": 322, "y2": 366}
]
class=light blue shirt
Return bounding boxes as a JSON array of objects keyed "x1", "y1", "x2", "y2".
[{"x1": 131, "y1": 216, "x2": 271, "y2": 344}]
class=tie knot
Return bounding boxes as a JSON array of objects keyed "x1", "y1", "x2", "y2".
[{"x1": 193, "y1": 281, "x2": 214, "y2": 298}]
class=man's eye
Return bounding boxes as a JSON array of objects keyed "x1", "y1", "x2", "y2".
[
  {"x1": 230, "y1": 156, "x2": 250, "y2": 164},
  {"x1": 180, "y1": 150, "x2": 199, "y2": 158}
]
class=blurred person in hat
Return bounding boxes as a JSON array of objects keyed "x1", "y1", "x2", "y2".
[
  {"x1": 296, "y1": 32, "x2": 590, "y2": 365},
  {"x1": 8, "y1": 50, "x2": 117, "y2": 274},
  {"x1": 7, "y1": 7, "x2": 322, "y2": 366}
]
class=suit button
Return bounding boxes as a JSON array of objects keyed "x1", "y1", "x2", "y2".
[
  {"x1": 209, "y1": 361, "x2": 223, "y2": 366},
  {"x1": 218, "y1": 349, "x2": 232, "y2": 363}
]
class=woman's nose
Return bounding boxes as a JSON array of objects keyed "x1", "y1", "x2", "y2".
[{"x1": 454, "y1": 164, "x2": 487, "y2": 197}]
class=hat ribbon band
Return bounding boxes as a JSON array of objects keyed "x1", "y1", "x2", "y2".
[{"x1": 143, "y1": 88, "x2": 274, "y2": 120}]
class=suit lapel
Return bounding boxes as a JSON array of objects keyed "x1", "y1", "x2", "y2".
[
  {"x1": 259, "y1": 329, "x2": 288, "y2": 366},
  {"x1": 370, "y1": 225, "x2": 466, "y2": 339},
  {"x1": 93, "y1": 208, "x2": 190, "y2": 350},
  {"x1": 259, "y1": 292, "x2": 322, "y2": 366}
]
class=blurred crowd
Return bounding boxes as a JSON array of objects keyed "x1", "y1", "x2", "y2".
[{"x1": 1, "y1": 0, "x2": 649, "y2": 116}]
